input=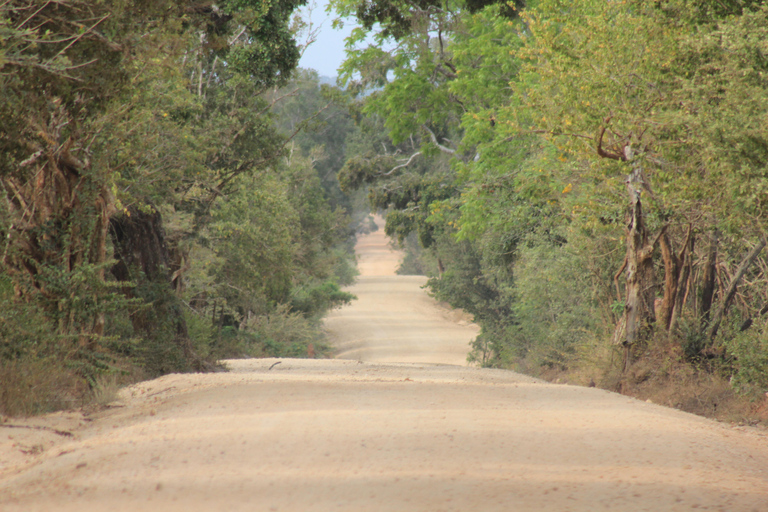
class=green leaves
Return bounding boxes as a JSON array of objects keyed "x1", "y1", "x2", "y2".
[
  {"x1": 1, "y1": 0, "x2": 354, "y2": 391},
  {"x1": 335, "y1": 0, "x2": 768, "y2": 375}
]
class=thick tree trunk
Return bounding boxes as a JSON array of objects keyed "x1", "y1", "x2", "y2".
[
  {"x1": 658, "y1": 228, "x2": 678, "y2": 331},
  {"x1": 110, "y1": 206, "x2": 173, "y2": 283},
  {"x1": 622, "y1": 202, "x2": 656, "y2": 347},
  {"x1": 110, "y1": 206, "x2": 200, "y2": 368}
]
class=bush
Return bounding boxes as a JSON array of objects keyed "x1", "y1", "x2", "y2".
[
  {"x1": 473, "y1": 231, "x2": 611, "y2": 371},
  {"x1": 290, "y1": 281, "x2": 356, "y2": 317},
  {"x1": 0, "y1": 358, "x2": 83, "y2": 416},
  {"x1": 723, "y1": 320, "x2": 768, "y2": 394},
  {"x1": 241, "y1": 304, "x2": 325, "y2": 358},
  {"x1": 0, "y1": 276, "x2": 84, "y2": 415}
]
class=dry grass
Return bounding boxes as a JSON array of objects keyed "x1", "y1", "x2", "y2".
[
  {"x1": 87, "y1": 373, "x2": 123, "y2": 408},
  {"x1": 0, "y1": 358, "x2": 84, "y2": 417},
  {"x1": 623, "y1": 344, "x2": 768, "y2": 428},
  {"x1": 540, "y1": 338, "x2": 768, "y2": 429}
]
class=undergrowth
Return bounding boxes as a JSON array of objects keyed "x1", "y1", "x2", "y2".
[{"x1": 535, "y1": 334, "x2": 768, "y2": 429}]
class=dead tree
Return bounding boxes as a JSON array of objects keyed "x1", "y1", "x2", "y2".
[{"x1": 597, "y1": 121, "x2": 659, "y2": 367}]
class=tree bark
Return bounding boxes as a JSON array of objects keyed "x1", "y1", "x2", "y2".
[
  {"x1": 615, "y1": 164, "x2": 657, "y2": 355},
  {"x1": 657, "y1": 227, "x2": 677, "y2": 331},
  {"x1": 110, "y1": 206, "x2": 173, "y2": 284},
  {"x1": 659, "y1": 224, "x2": 694, "y2": 334},
  {"x1": 700, "y1": 230, "x2": 719, "y2": 324},
  {"x1": 2, "y1": 118, "x2": 115, "y2": 344}
]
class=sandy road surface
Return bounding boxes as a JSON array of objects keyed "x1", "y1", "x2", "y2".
[
  {"x1": 1, "y1": 217, "x2": 768, "y2": 511},
  {"x1": 324, "y1": 219, "x2": 478, "y2": 365}
]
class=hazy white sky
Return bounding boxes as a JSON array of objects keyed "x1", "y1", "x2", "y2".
[{"x1": 297, "y1": 0, "x2": 355, "y2": 78}]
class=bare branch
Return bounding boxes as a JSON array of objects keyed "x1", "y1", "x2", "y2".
[
  {"x1": 614, "y1": 256, "x2": 628, "y2": 303},
  {"x1": 51, "y1": 13, "x2": 111, "y2": 60},
  {"x1": 435, "y1": 64, "x2": 457, "y2": 80},
  {"x1": 422, "y1": 125, "x2": 455, "y2": 155},
  {"x1": 229, "y1": 26, "x2": 247, "y2": 45},
  {"x1": 384, "y1": 151, "x2": 422, "y2": 175},
  {"x1": 16, "y1": 0, "x2": 52, "y2": 29},
  {"x1": 596, "y1": 116, "x2": 626, "y2": 161},
  {"x1": 708, "y1": 238, "x2": 768, "y2": 340},
  {"x1": 530, "y1": 129, "x2": 594, "y2": 141}
]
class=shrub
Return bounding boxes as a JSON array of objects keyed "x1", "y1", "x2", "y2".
[
  {"x1": 241, "y1": 304, "x2": 325, "y2": 358},
  {"x1": 290, "y1": 281, "x2": 356, "y2": 317},
  {"x1": 723, "y1": 320, "x2": 768, "y2": 394},
  {"x1": 0, "y1": 358, "x2": 83, "y2": 416}
]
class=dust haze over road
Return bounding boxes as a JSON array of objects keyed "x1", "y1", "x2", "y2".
[{"x1": 1, "y1": 216, "x2": 768, "y2": 511}]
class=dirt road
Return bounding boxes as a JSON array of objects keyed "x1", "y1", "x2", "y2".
[
  {"x1": 1, "y1": 216, "x2": 767, "y2": 511},
  {"x1": 324, "y1": 219, "x2": 478, "y2": 365}
]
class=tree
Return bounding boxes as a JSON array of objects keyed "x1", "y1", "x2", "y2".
[
  {"x1": 492, "y1": 0, "x2": 768, "y2": 363},
  {"x1": 0, "y1": 0, "x2": 185, "y2": 347},
  {"x1": 0, "y1": 0, "x2": 311, "y2": 373},
  {"x1": 335, "y1": 0, "x2": 768, "y2": 379}
]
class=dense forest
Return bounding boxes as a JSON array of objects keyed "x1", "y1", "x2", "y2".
[
  {"x1": 333, "y1": 0, "x2": 768, "y2": 418},
  {"x1": 3, "y1": 0, "x2": 768, "y2": 421},
  {"x1": 0, "y1": 0, "x2": 359, "y2": 415}
]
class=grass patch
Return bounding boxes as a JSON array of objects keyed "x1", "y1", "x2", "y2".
[{"x1": 0, "y1": 358, "x2": 84, "y2": 417}]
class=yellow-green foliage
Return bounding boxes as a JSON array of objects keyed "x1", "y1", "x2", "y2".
[{"x1": 335, "y1": 0, "x2": 768, "y2": 395}]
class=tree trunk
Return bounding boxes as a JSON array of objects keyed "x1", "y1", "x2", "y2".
[
  {"x1": 658, "y1": 228, "x2": 678, "y2": 332},
  {"x1": 700, "y1": 230, "x2": 719, "y2": 324},
  {"x1": 659, "y1": 224, "x2": 694, "y2": 334},
  {"x1": 110, "y1": 206, "x2": 174, "y2": 283},
  {"x1": 669, "y1": 231, "x2": 694, "y2": 334},
  {"x1": 615, "y1": 165, "x2": 657, "y2": 360},
  {"x1": 110, "y1": 206, "x2": 201, "y2": 369}
]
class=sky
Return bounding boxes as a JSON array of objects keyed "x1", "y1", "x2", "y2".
[{"x1": 297, "y1": 0, "x2": 356, "y2": 79}]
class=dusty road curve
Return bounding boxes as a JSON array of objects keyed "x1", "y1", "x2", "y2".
[{"x1": 1, "y1": 217, "x2": 768, "y2": 511}]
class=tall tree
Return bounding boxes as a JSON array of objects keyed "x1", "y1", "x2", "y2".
[{"x1": 1, "y1": 0, "x2": 308, "y2": 368}]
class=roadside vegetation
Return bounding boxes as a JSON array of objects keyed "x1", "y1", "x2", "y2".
[
  {"x1": 0, "y1": 0, "x2": 358, "y2": 416},
  {"x1": 4, "y1": 0, "x2": 768, "y2": 427},
  {"x1": 334, "y1": 0, "x2": 768, "y2": 426}
]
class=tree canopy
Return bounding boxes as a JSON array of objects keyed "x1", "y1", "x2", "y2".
[
  {"x1": 335, "y1": 0, "x2": 768, "y2": 394},
  {"x1": 0, "y1": 0, "x2": 358, "y2": 414}
]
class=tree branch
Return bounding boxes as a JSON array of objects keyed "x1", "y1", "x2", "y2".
[
  {"x1": 205, "y1": 102, "x2": 333, "y2": 207},
  {"x1": 708, "y1": 237, "x2": 767, "y2": 340},
  {"x1": 384, "y1": 151, "x2": 422, "y2": 175},
  {"x1": 614, "y1": 255, "x2": 627, "y2": 303},
  {"x1": 596, "y1": 116, "x2": 626, "y2": 161},
  {"x1": 422, "y1": 125, "x2": 455, "y2": 154},
  {"x1": 530, "y1": 129, "x2": 594, "y2": 141}
]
